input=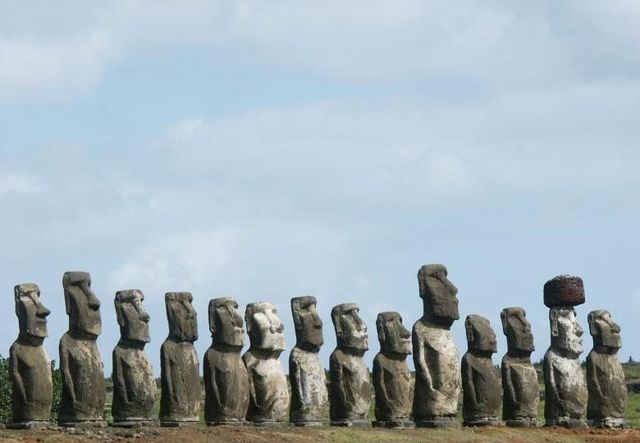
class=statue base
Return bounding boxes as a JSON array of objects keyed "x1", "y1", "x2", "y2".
[
  {"x1": 545, "y1": 417, "x2": 588, "y2": 428},
  {"x1": 250, "y1": 421, "x2": 287, "y2": 427},
  {"x1": 160, "y1": 419, "x2": 199, "y2": 427},
  {"x1": 373, "y1": 419, "x2": 414, "y2": 428},
  {"x1": 415, "y1": 416, "x2": 461, "y2": 428},
  {"x1": 505, "y1": 418, "x2": 538, "y2": 428},
  {"x1": 112, "y1": 419, "x2": 157, "y2": 428},
  {"x1": 59, "y1": 420, "x2": 107, "y2": 428},
  {"x1": 590, "y1": 417, "x2": 628, "y2": 429},
  {"x1": 291, "y1": 420, "x2": 325, "y2": 427},
  {"x1": 206, "y1": 419, "x2": 246, "y2": 426},
  {"x1": 463, "y1": 416, "x2": 499, "y2": 427},
  {"x1": 8, "y1": 421, "x2": 53, "y2": 430},
  {"x1": 330, "y1": 419, "x2": 371, "y2": 427}
]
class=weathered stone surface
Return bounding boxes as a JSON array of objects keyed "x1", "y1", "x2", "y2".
[
  {"x1": 412, "y1": 264, "x2": 461, "y2": 428},
  {"x1": 544, "y1": 306, "x2": 588, "y2": 427},
  {"x1": 9, "y1": 283, "x2": 53, "y2": 429},
  {"x1": 462, "y1": 315, "x2": 500, "y2": 426},
  {"x1": 586, "y1": 310, "x2": 627, "y2": 428},
  {"x1": 243, "y1": 302, "x2": 289, "y2": 425},
  {"x1": 544, "y1": 275, "x2": 585, "y2": 308},
  {"x1": 372, "y1": 312, "x2": 412, "y2": 428},
  {"x1": 289, "y1": 296, "x2": 328, "y2": 426},
  {"x1": 112, "y1": 290, "x2": 156, "y2": 427},
  {"x1": 500, "y1": 307, "x2": 538, "y2": 427},
  {"x1": 329, "y1": 303, "x2": 371, "y2": 427},
  {"x1": 58, "y1": 272, "x2": 106, "y2": 427},
  {"x1": 204, "y1": 297, "x2": 249, "y2": 425},
  {"x1": 160, "y1": 292, "x2": 200, "y2": 426}
]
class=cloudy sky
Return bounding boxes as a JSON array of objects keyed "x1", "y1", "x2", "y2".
[{"x1": 1, "y1": 1, "x2": 640, "y2": 375}]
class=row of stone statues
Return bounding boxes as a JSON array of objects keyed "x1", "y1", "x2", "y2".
[{"x1": 7, "y1": 267, "x2": 627, "y2": 430}]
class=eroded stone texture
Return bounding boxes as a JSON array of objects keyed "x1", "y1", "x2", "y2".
[
  {"x1": 462, "y1": 315, "x2": 500, "y2": 426},
  {"x1": 204, "y1": 297, "x2": 249, "y2": 425},
  {"x1": 160, "y1": 292, "x2": 200, "y2": 426},
  {"x1": 544, "y1": 275, "x2": 585, "y2": 308},
  {"x1": 329, "y1": 303, "x2": 371, "y2": 427},
  {"x1": 243, "y1": 302, "x2": 289, "y2": 425},
  {"x1": 58, "y1": 272, "x2": 106, "y2": 427},
  {"x1": 586, "y1": 310, "x2": 627, "y2": 428},
  {"x1": 9, "y1": 283, "x2": 53, "y2": 429},
  {"x1": 412, "y1": 264, "x2": 461, "y2": 428},
  {"x1": 501, "y1": 307, "x2": 538, "y2": 427},
  {"x1": 372, "y1": 312, "x2": 412, "y2": 428},
  {"x1": 289, "y1": 296, "x2": 327, "y2": 426},
  {"x1": 112, "y1": 290, "x2": 156, "y2": 427}
]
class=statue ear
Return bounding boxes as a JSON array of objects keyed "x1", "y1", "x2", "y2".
[
  {"x1": 115, "y1": 300, "x2": 125, "y2": 327},
  {"x1": 64, "y1": 290, "x2": 71, "y2": 315},
  {"x1": 500, "y1": 311, "x2": 508, "y2": 334},
  {"x1": 550, "y1": 310, "x2": 559, "y2": 337},
  {"x1": 587, "y1": 312, "x2": 597, "y2": 336},
  {"x1": 465, "y1": 318, "x2": 474, "y2": 343}
]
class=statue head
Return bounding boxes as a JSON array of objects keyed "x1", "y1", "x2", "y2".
[
  {"x1": 245, "y1": 302, "x2": 285, "y2": 353},
  {"x1": 115, "y1": 289, "x2": 150, "y2": 344},
  {"x1": 63, "y1": 271, "x2": 101, "y2": 338},
  {"x1": 15, "y1": 283, "x2": 50, "y2": 341},
  {"x1": 331, "y1": 303, "x2": 368, "y2": 354},
  {"x1": 376, "y1": 311, "x2": 411, "y2": 357},
  {"x1": 549, "y1": 306, "x2": 583, "y2": 357},
  {"x1": 209, "y1": 297, "x2": 244, "y2": 348},
  {"x1": 465, "y1": 314, "x2": 497, "y2": 355},
  {"x1": 291, "y1": 296, "x2": 323, "y2": 352},
  {"x1": 588, "y1": 310, "x2": 622, "y2": 353},
  {"x1": 418, "y1": 264, "x2": 459, "y2": 328},
  {"x1": 501, "y1": 307, "x2": 535, "y2": 355},
  {"x1": 165, "y1": 292, "x2": 198, "y2": 342}
]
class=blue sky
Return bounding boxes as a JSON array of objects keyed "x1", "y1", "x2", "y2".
[{"x1": 1, "y1": 1, "x2": 640, "y2": 375}]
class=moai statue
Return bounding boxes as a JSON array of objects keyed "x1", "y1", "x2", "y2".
[
  {"x1": 586, "y1": 310, "x2": 627, "y2": 428},
  {"x1": 462, "y1": 315, "x2": 501, "y2": 426},
  {"x1": 243, "y1": 302, "x2": 289, "y2": 425},
  {"x1": 160, "y1": 292, "x2": 200, "y2": 426},
  {"x1": 9, "y1": 284, "x2": 53, "y2": 429},
  {"x1": 329, "y1": 303, "x2": 371, "y2": 427},
  {"x1": 112, "y1": 290, "x2": 157, "y2": 427},
  {"x1": 500, "y1": 307, "x2": 539, "y2": 427},
  {"x1": 412, "y1": 264, "x2": 461, "y2": 428},
  {"x1": 58, "y1": 272, "x2": 106, "y2": 427},
  {"x1": 289, "y1": 296, "x2": 328, "y2": 426},
  {"x1": 204, "y1": 297, "x2": 249, "y2": 425},
  {"x1": 372, "y1": 312, "x2": 412, "y2": 428},
  {"x1": 543, "y1": 275, "x2": 588, "y2": 428}
]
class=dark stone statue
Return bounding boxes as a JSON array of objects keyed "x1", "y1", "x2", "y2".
[
  {"x1": 160, "y1": 292, "x2": 200, "y2": 426},
  {"x1": 289, "y1": 296, "x2": 328, "y2": 426},
  {"x1": 112, "y1": 290, "x2": 157, "y2": 427},
  {"x1": 9, "y1": 283, "x2": 53, "y2": 429},
  {"x1": 204, "y1": 297, "x2": 249, "y2": 425},
  {"x1": 243, "y1": 302, "x2": 289, "y2": 425},
  {"x1": 372, "y1": 312, "x2": 412, "y2": 428},
  {"x1": 412, "y1": 264, "x2": 461, "y2": 428},
  {"x1": 58, "y1": 272, "x2": 106, "y2": 427},
  {"x1": 586, "y1": 310, "x2": 627, "y2": 428},
  {"x1": 329, "y1": 303, "x2": 371, "y2": 427},
  {"x1": 462, "y1": 315, "x2": 500, "y2": 426},
  {"x1": 500, "y1": 307, "x2": 538, "y2": 427}
]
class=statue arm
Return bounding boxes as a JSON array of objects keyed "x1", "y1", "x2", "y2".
[
  {"x1": 289, "y1": 353, "x2": 306, "y2": 407},
  {"x1": 373, "y1": 360, "x2": 390, "y2": 412},
  {"x1": 462, "y1": 357, "x2": 478, "y2": 408},
  {"x1": 502, "y1": 364, "x2": 516, "y2": 407},
  {"x1": 413, "y1": 330, "x2": 434, "y2": 392},
  {"x1": 9, "y1": 346, "x2": 27, "y2": 404},
  {"x1": 544, "y1": 357, "x2": 560, "y2": 406},
  {"x1": 586, "y1": 357, "x2": 603, "y2": 400},
  {"x1": 330, "y1": 355, "x2": 350, "y2": 409},
  {"x1": 112, "y1": 353, "x2": 128, "y2": 405},
  {"x1": 59, "y1": 340, "x2": 77, "y2": 405},
  {"x1": 204, "y1": 356, "x2": 222, "y2": 410},
  {"x1": 160, "y1": 345, "x2": 174, "y2": 401}
]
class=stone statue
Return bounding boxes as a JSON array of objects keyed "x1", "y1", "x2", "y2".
[
  {"x1": 586, "y1": 310, "x2": 627, "y2": 428},
  {"x1": 500, "y1": 307, "x2": 538, "y2": 427},
  {"x1": 289, "y1": 296, "x2": 328, "y2": 426},
  {"x1": 9, "y1": 283, "x2": 53, "y2": 429},
  {"x1": 329, "y1": 303, "x2": 371, "y2": 427},
  {"x1": 112, "y1": 290, "x2": 157, "y2": 427},
  {"x1": 204, "y1": 297, "x2": 249, "y2": 425},
  {"x1": 160, "y1": 292, "x2": 200, "y2": 426},
  {"x1": 462, "y1": 315, "x2": 500, "y2": 426},
  {"x1": 412, "y1": 264, "x2": 461, "y2": 428},
  {"x1": 58, "y1": 272, "x2": 106, "y2": 427},
  {"x1": 372, "y1": 311, "x2": 412, "y2": 428},
  {"x1": 243, "y1": 302, "x2": 289, "y2": 425}
]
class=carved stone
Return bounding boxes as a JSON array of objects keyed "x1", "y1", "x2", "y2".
[
  {"x1": 243, "y1": 302, "x2": 289, "y2": 425},
  {"x1": 58, "y1": 272, "x2": 106, "y2": 427},
  {"x1": 586, "y1": 310, "x2": 627, "y2": 428},
  {"x1": 372, "y1": 312, "x2": 412, "y2": 428},
  {"x1": 329, "y1": 303, "x2": 371, "y2": 427},
  {"x1": 500, "y1": 307, "x2": 538, "y2": 427},
  {"x1": 204, "y1": 297, "x2": 249, "y2": 425},
  {"x1": 9, "y1": 283, "x2": 53, "y2": 429},
  {"x1": 160, "y1": 292, "x2": 200, "y2": 426},
  {"x1": 412, "y1": 264, "x2": 461, "y2": 428},
  {"x1": 289, "y1": 296, "x2": 328, "y2": 426},
  {"x1": 112, "y1": 290, "x2": 156, "y2": 427},
  {"x1": 544, "y1": 275, "x2": 585, "y2": 307},
  {"x1": 462, "y1": 315, "x2": 500, "y2": 426}
]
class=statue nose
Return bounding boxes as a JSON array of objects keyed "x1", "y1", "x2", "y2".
[
  {"x1": 141, "y1": 312, "x2": 150, "y2": 322},
  {"x1": 37, "y1": 304, "x2": 51, "y2": 318}
]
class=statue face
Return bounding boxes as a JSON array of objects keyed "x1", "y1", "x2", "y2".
[
  {"x1": 588, "y1": 310, "x2": 622, "y2": 351},
  {"x1": 332, "y1": 303, "x2": 368, "y2": 352},
  {"x1": 63, "y1": 272, "x2": 102, "y2": 337},
  {"x1": 246, "y1": 302, "x2": 285, "y2": 352},
  {"x1": 209, "y1": 297, "x2": 244, "y2": 348},
  {"x1": 501, "y1": 307, "x2": 535, "y2": 353},
  {"x1": 550, "y1": 307, "x2": 583, "y2": 356},
  {"x1": 166, "y1": 292, "x2": 198, "y2": 342},
  {"x1": 376, "y1": 312, "x2": 411, "y2": 356},
  {"x1": 15, "y1": 283, "x2": 50, "y2": 339},
  {"x1": 115, "y1": 289, "x2": 150, "y2": 343},
  {"x1": 465, "y1": 315, "x2": 497, "y2": 354},
  {"x1": 291, "y1": 296, "x2": 323, "y2": 351},
  {"x1": 418, "y1": 264, "x2": 459, "y2": 327}
]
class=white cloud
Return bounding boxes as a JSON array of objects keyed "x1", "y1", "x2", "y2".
[{"x1": 0, "y1": 172, "x2": 49, "y2": 195}]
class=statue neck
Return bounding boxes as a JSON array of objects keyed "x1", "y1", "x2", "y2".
[
  {"x1": 213, "y1": 342, "x2": 242, "y2": 353},
  {"x1": 17, "y1": 332, "x2": 44, "y2": 346},
  {"x1": 69, "y1": 329, "x2": 97, "y2": 341},
  {"x1": 118, "y1": 338, "x2": 146, "y2": 350}
]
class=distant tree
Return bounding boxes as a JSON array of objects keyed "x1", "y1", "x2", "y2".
[{"x1": 629, "y1": 356, "x2": 635, "y2": 364}]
